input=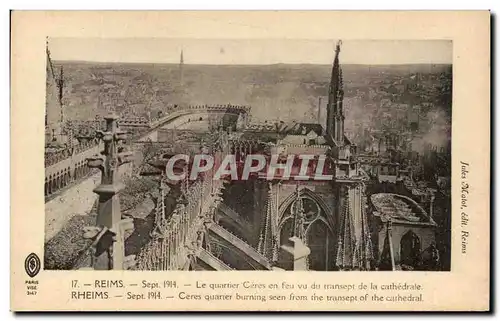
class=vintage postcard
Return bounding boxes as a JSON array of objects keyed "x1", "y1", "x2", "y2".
[{"x1": 11, "y1": 11, "x2": 490, "y2": 311}]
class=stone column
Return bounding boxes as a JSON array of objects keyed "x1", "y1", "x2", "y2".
[
  {"x1": 86, "y1": 113, "x2": 135, "y2": 270},
  {"x1": 429, "y1": 193, "x2": 435, "y2": 221},
  {"x1": 253, "y1": 179, "x2": 265, "y2": 247}
]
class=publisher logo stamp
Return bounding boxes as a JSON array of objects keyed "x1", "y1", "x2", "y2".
[{"x1": 25, "y1": 253, "x2": 41, "y2": 278}]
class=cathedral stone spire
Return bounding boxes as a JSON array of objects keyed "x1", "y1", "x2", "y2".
[
  {"x1": 326, "y1": 40, "x2": 345, "y2": 144},
  {"x1": 58, "y1": 65, "x2": 64, "y2": 108},
  {"x1": 46, "y1": 37, "x2": 55, "y2": 80},
  {"x1": 45, "y1": 38, "x2": 64, "y2": 144}
]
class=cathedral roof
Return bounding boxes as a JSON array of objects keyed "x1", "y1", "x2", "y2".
[
  {"x1": 371, "y1": 193, "x2": 436, "y2": 226},
  {"x1": 343, "y1": 134, "x2": 354, "y2": 146},
  {"x1": 287, "y1": 123, "x2": 323, "y2": 136},
  {"x1": 245, "y1": 120, "x2": 323, "y2": 136},
  {"x1": 378, "y1": 175, "x2": 399, "y2": 184}
]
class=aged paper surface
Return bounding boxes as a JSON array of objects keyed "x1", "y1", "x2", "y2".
[{"x1": 11, "y1": 11, "x2": 490, "y2": 311}]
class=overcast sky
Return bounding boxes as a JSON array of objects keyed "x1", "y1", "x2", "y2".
[{"x1": 49, "y1": 38, "x2": 452, "y2": 65}]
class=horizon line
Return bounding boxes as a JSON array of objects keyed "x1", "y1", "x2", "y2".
[{"x1": 53, "y1": 59, "x2": 452, "y2": 66}]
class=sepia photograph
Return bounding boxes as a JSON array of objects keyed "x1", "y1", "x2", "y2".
[
  {"x1": 11, "y1": 11, "x2": 489, "y2": 312},
  {"x1": 43, "y1": 38, "x2": 452, "y2": 272}
]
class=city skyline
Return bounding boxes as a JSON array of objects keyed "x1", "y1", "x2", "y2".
[{"x1": 49, "y1": 38, "x2": 453, "y2": 65}]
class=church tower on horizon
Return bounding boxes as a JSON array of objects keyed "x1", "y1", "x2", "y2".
[{"x1": 179, "y1": 49, "x2": 184, "y2": 86}]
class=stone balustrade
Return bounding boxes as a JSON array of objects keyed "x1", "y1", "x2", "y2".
[
  {"x1": 44, "y1": 142, "x2": 102, "y2": 198},
  {"x1": 185, "y1": 104, "x2": 251, "y2": 113},
  {"x1": 45, "y1": 140, "x2": 99, "y2": 167},
  {"x1": 135, "y1": 134, "x2": 229, "y2": 270},
  {"x1": 44, "y1": 148, "x2": 73, "y2": 167},
  {"x1": 118, "y1": 117, "x2": 150, "y2": 128}
]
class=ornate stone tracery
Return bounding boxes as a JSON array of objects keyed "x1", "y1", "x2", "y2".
[{"x1": 277, "y1": 186, "x2": 336, "y2": 271}]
